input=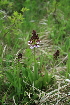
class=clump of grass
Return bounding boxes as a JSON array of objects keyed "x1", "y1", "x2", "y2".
[
  {"x1": 0, "y1": 0, "x2": 70, "y2": 104},
  {"x1": 1, "y1": 30, "x2": 55, "y2": 105}
]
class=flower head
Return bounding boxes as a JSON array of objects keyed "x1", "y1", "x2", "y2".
[
  {"x1": 53, "y1": 50, "x2": 60, "y2": 59},
  {"x1": 28, "y1": 30, "x2": 41, "y2": 49},
  {"x1": 18, "y1": 53, "x2": 22, "y2": 59}
]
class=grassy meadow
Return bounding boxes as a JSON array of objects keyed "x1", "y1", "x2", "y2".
[{"x1": 0, "y1": 0, "x2": 70, "y2": 105}]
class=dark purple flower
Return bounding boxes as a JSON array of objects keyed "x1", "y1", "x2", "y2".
[
  {"x1": 18, "y1": 53, "x2": 22, "y2": 59},
  {"x1": 28, "y1": 30, "x2": 41, "y2": 49},
  {"x1": 53, "y1": 50, "x2": 60, "y2": 59}
]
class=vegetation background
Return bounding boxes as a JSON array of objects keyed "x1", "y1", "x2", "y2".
[{"x1": 0, "y1": 0, "x2": 70, "y2": 105}]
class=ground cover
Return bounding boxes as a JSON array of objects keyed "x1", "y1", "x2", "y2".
[{"x1": 0, "y1": 0, "x2": 70, "y2": 105}]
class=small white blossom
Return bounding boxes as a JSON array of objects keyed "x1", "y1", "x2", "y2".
[{"x1": 30, "y1": 46, "x2": 34, "y2": 49}]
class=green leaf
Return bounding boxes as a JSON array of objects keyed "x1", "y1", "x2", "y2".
[
  {"x1": 5, "y1": 71, "x2": 14, "y2": 84},
  {"x1": 21, "y1": 7, "x2": 29, "y2": 12},
  {"x1": 22, "y1": 67, "x2": 28, "y2": 77},
  {"x1": 43, "y1": 72, "x2": 53, "y2": 85},
  {"x1": 28, "y1": 69, "x2": 33, "y2": 84},
  {"x1": 35, "y1": 77, "x2": 43, "y2": 89}
]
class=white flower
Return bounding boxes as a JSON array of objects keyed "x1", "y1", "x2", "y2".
[{"x1": 30, "y1": 46, "x2": 34, "y2": 49}]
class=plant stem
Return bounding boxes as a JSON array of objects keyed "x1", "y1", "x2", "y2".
[
  {"x1": 33, "y1": 47, "x2": 38, "y2": 81},
  {"x1": 34, "y1": 47, "x2": 36, "y2": 64}
]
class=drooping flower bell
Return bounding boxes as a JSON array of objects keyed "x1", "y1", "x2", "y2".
[{"x1": 28, "y1": 30, "x2": 41, "y2": 49}]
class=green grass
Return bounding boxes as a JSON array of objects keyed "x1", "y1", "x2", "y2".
[{"x1": 0, "y1": 0, "x2": 70, "y2": 104}]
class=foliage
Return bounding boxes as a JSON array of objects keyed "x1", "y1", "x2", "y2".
[{"x1": 0, "y1": 0, "x2": 70, "y2": 104}]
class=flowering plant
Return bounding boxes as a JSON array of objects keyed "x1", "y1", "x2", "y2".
[{"x1": 28, "y1": 30, "x2": 41, "y2": 49}]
